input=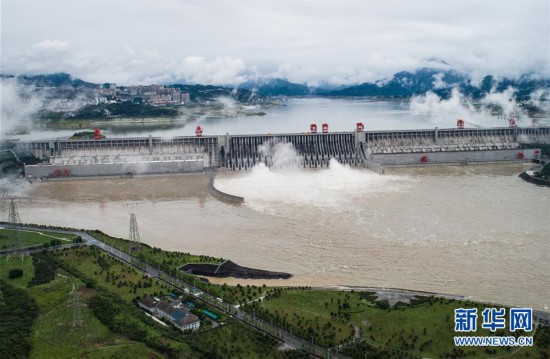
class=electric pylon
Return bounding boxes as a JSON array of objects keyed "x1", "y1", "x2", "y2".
[
  {"x1": 72, "y1": 291, "x2": 82, "y2": 327},
  {"x1": 129, "y1": 213, "x2": 141, "y2": 252},
  {"x1": 7, "y1": 197, "x2": 25, "y2": 257}
]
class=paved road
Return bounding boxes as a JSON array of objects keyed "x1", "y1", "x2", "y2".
[{"x1": 6, "y1": 224, "x2": 547, "y2": 356}]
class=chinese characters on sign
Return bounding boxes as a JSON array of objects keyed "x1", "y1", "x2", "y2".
[
  {"x1": 453, "y1": 307, "x2": 534, "y2": 347},
  {"x1": 454, "y1": 307, "x2": 533, "y2": 333}
]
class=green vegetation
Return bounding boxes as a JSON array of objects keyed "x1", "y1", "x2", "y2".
[
  {"x1": 535, "y1": 162, "x2": 550, "y2": 180},
  {"x1": 69, "y1": 131, "x2": 104, "y2": 140},
  {"x1": 8, "y1": 268, "x2": 24, "y2": 279},
  {"x1": 0, "y1": 280, "x2": 39, "y2": 359},
  {"x1": 244, "y1": 289, "x2": 355, "y2": 347},
  {"x1": 29, "y1": 253, "x2": 58, "y2": 286},
  {"x1": 187, "y1": 321, "x2": 306, "y2": 359},
  {"x1": 1, "y1": 227, "x2": 549, "y2": 358},
  {"x1": 0, "y1": 255, "x2": 35, "y2": 288},
  {"x1": 88, "y1": 230, "x2": 223, "y2": 266},
  {"x1": 26, "y1": 272, "x2": 162, "y2": 359},
  {"x1": 86, "y1": 230, "x2": 266, "y2": 304},
  {"x1": 56, "y1": 246, "x2": 169, "y2": 302},
  {"x1": 0, "y1": 228, "x2": 76, "y2": 250},
  {"x1": 0, "y1": 243, "x2": 290, "y2": 358},
  {"x1": 39, "y1": 102, "x2": 179, "y2": 121},
  {"x1": 247, "y1": 288, "x2": 550, "y2": 358}
]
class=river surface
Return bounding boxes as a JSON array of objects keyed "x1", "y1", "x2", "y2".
[
  {"x1": 4, "y1": 162, "x2": 549, "y2": 311},
  {"x1": 2, "y1": 98, "x2": 549, "y2": 311},
  {"x1": 10, "y1": 97, "x2": 550, "y2": 140}
]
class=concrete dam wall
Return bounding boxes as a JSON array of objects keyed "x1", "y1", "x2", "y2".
[
  {"x1": 222, "y1": 133, "x2": 361, "y2": 170},
  {"x1": 13, "y1": 126, "x2": 549, "y2": 178},
  {"x1": 22, "y1": 136, "x2": 217, "y2": 178}
]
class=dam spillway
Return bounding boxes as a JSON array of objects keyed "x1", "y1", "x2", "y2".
[
  {"x1": 223, "y1": 132, "x2": 360, "y2": 170},
  {"x1": 12, "y1": 126, "x2": 550, "y2": 178}
]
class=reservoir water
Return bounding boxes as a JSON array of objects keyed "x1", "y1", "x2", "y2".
[
  {"x1": 2, "y1": 98, "x2": 549, "y2": 311},
  {"x1": 10, "y1": 96, "x2": 550, "y2": 140}
]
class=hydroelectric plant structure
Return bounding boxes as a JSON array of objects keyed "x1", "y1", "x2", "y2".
[{"x1": 10, "y1": 124, "x2": 550, "y2": 179}]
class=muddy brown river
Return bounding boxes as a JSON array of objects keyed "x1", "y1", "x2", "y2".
[{"x1": 5, "y1": 162, "x2": 549, "y2": 311}]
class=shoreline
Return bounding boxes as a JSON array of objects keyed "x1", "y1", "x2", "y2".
[
  {"x1": 13, "y1": 163, "x2": 549, "y2": 312},
  {"x1": 518, "y1": 162, "x2": 550, "y2": 187},
  {"x1": 2, "y1": 222, "x2": 548, "y2": 318}
]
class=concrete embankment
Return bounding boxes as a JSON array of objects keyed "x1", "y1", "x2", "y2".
[
  {"x1": 25, "y1": 160, "x2": 205, "y2": 178},
  {"x1": 180, "y1": 260, "x2": 292, "y2": 279},
  {"x1": 372, "y1": 149, "x2": 539, "y2": 166},
  {"x1": 208, "y1": 171, "x2": 244, "y2": 204},
  {"x1": 519, "y1": 164, "x2": 550, "y2": 187}
]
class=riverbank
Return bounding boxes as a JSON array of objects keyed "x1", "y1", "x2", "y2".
[
  {"x1": 180, "y1": 260, "x2": 291, "y2": 279},
  {"x1": 519, "y1": 162, "x2": 550, "y2": 187},
  {"x1": 1, "y1": 225, "x2": 548, "y2": 359},
  {"x1": 15, "y1": 163, "x2": 550, "y2": 312}
]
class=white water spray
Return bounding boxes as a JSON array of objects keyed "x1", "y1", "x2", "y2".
[
  {"x1": 258, "y1": 141, "x2": 301, "y2": 169},
  {"x1": 216, "y1": 144, "x2": 408, "y2": 216},
  {"x1": 409, "y1": 87, "x2": 529, "y2": 127}
]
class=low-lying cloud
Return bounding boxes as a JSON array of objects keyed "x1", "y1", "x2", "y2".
[
  {"x1": 0, "y1": 79, "x2": 44, "y2": 138},
  {"x1": 410, "y1": 87, "x2": 532, "y2": 128},
  {"x1": 1, "y1": 1, "x2": 548, "y2": 86}
]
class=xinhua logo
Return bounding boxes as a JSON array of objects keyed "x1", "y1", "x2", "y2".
[{"x1": 453, "y1": 307, "x2": 534, "y2": 347}]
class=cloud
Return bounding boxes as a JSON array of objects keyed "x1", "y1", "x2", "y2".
[
  {"x1": 32, "y1": 39, "x2": 69, "y2": 52},
  {"x1": 174, "y1": 57, "x2": 249, "y2": 85},
  {"x1": 0, "y1": 78, "x2": 44, "y2": 138},
  {"x1": 432, "y1": 73, "x2": 447, "y2": 90},
  {"x1": 480, "y1": 86, "x2": 521, "y2": 117},
  {"x1": 1, "y1": 0, "x2": 549, "y2": 85}
]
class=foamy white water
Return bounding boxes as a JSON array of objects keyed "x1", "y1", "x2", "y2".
[{"x1": 217, "y1": 159, "x2": 408, "y2": 215}]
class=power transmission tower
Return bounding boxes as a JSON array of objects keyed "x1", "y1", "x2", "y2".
[
  {"x1": 129, "y1": 213, "x2": 141, "y2": 252},
  {"x1": 72, "y1": 291, "x2": 82, "y2": 327},
  {"x1": 7, "y1": 197, "x2": 25, "y2": 257}
]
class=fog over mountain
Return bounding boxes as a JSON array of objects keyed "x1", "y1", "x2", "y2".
[{"x1": 1, "y1": 0, "x2": 548, "y2": 86}]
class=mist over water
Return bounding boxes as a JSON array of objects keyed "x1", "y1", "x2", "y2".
[
  {"x1": 217, "y1": 158, "x2": 407, "y2": 215},
  {"x1": 409, "y1": 88, "x2": 536, "y2": 128},
  {"x1": 218, "y1": 142, "x2": 408, "y2": 215},
  {"x1": 0, "y1": 79, "x2": 43, "y2": 138},
  {"x1": 7, "y1": 93, "x2": 549, "y2": 141}
]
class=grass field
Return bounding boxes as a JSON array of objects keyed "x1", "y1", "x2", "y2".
[
  {"x1": 86, "y1": 230, "x2": 267, "y2": 304},
  {"x1": 251, "y1": 289, "x2": 549, "y2": 358},
  {"x1": 188, "y1": 321, "x2": 306, "y2": 359},
  {"x1": 0, "y1": 250, "x2": 170, "y2": 359},
  {"x1": 0, "y1": 244, "x2": 306, "y2": 359},
  {"x1": 87, "y1": 230, "x2": 223, "y2": 267},
  {"x1": 0, "y1": 255, "x2": 35, "y2": 288},
  {"x1": 0, "y1": 228, "x2": 77, "y2": 249},
  {"x1": 27, "y1": 275, "x2": 159, "y2": 359},
  {"x1": 247, "y1": 289, "x2": 355, "y2": 347},
  {"x1": 35, "y1": 276, "x2": 113, "y2": 348},
  {"x1": 55, "y1": 246, "x2": 170, "y2": 302},
  {"x1": 3, "y1": 227, "x2": 547, "y2": 358},
  {"x1": 0, "y1": 258, "x2": 164, "y2": 359}
]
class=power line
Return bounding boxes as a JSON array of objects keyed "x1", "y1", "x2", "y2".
[
  {"x1": 72, "y1": 291, "x2": 82, "y2": 327},
  {"x1": 129, "y1": 213, "x2": 141, "y2": 252},
  {"x1": 7, "y1": 197, "x2": 26, "y2": 258}
]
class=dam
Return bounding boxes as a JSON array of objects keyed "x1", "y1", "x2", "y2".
[{"x1": 11, "y1": 126, "x2": 550, "y2": 178}]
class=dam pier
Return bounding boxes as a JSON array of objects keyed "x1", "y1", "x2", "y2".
[{"x1": 12, "y1": 126, "x2": 550, "y2": 178}]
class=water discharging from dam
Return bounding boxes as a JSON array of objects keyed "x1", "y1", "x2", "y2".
[
  {"x1": 213, "y1": 144, "x2": 549, "y2": 311},
  {"x1": 217, "y1": 157, "x2": 404, "y2": 215}
]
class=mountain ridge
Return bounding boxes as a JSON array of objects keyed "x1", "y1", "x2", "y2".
[{"x1": 4, "y1": 70, "x2": 549, "y2": 101}]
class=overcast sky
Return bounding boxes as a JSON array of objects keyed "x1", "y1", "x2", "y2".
[{"x1": 1, "y1": 0, "x2": 549, "y2": 85}]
